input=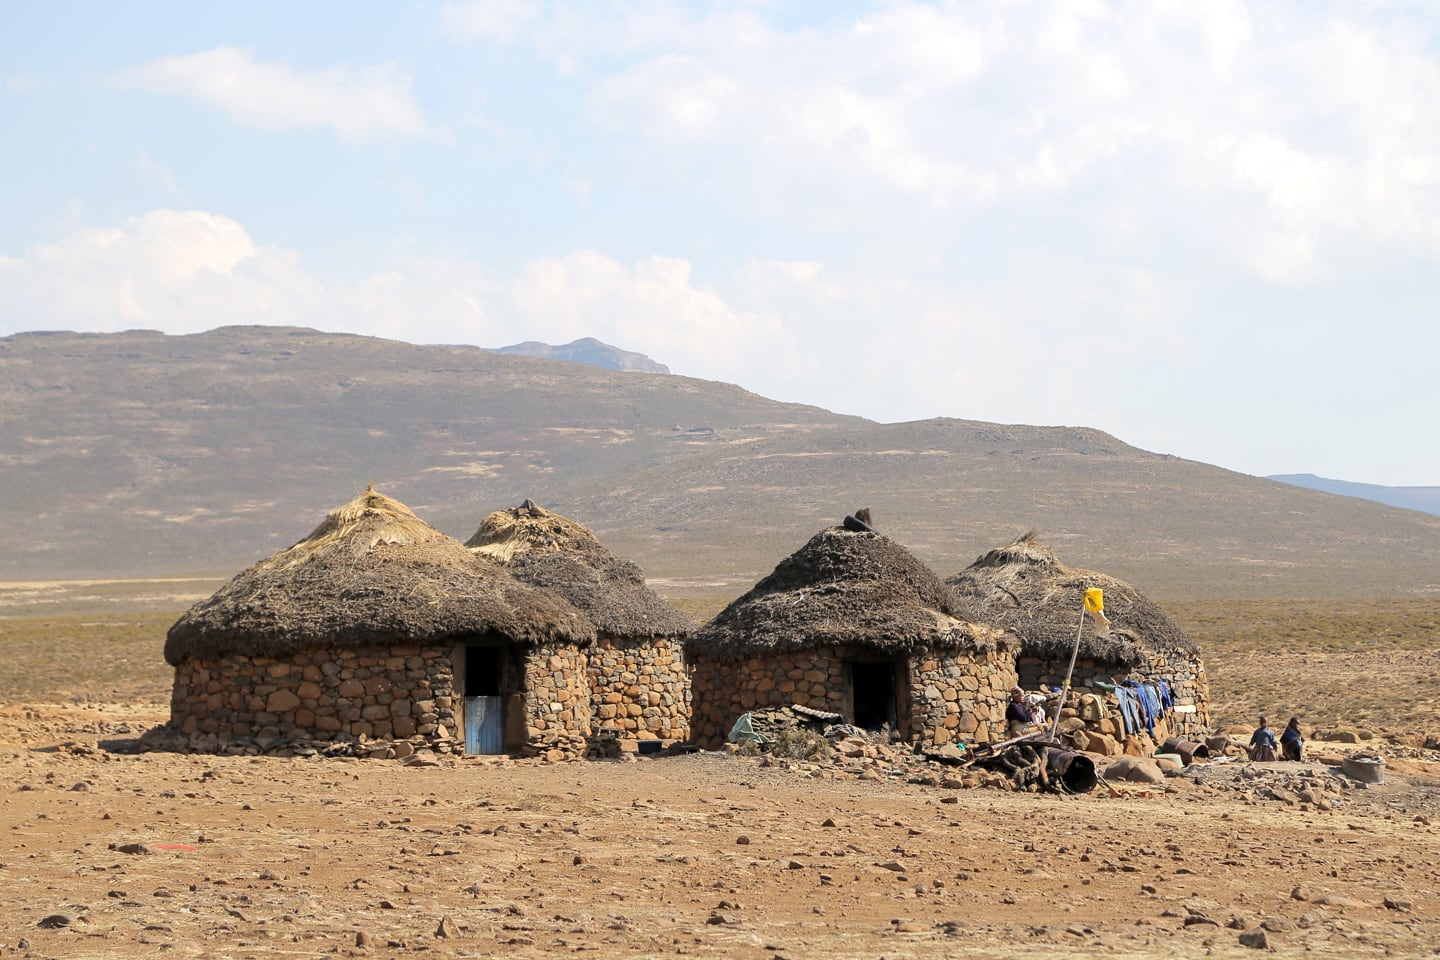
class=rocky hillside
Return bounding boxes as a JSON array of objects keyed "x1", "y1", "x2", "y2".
[{"x1": 3, "y1": 326, "x2": 1438, "y2": 599}]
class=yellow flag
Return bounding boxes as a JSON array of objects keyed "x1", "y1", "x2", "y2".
[{"x1": 1084, "y1": 588, "x2": 1111, "y2": 630}]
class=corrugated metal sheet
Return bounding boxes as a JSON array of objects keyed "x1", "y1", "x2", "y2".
[{"x1": 464, "y1": 696, "x2": 503, "y2": 754}]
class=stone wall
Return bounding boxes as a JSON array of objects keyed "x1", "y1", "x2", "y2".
[
  {"x1": 689, "y1": 644, "x2": 1017, "y2": 749},
  {"x1": 164, "y1": 640, "x2": 601, "y2": 759},
  {"x1": 1016, "y1": 649, "x2": 1212, "y2": 745},
  {"x1": 520, "y1": 642, "x2": 593, "y2": 759},
  {"x1": 167, "y1": 643, "x2": 459, "y2": 755},
  {"x1": 586, "y1": 635, "x2": 690, "y2": 742},
  {"x1": 905, "y1": 646, "x2": 1018, "y2": 750}
]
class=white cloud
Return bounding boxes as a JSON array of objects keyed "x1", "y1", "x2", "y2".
[
  {"x1": 0, "y1": 213, "x2": 798, "y2": 389},
  {"x1": 440, "y1": 0, "x2": 541, "y2": 43},
  {"x1": 469, "y1": 1, "x2": 1440, "y2": 289},
  {"x1": 7, "y1": 71, "x2": 47, "y2": 93},
  {"x1": 0, "y1": 210, "x2": 322, "y2": 331},
  {"x1": 108, "y1": 47, "x2": 427, "y2": 142},
  {"x1": 498, "y1": 251, "x2": 802, "y2": 385}
]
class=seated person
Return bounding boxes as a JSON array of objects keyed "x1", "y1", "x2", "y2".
[
  {"x1": 1280, "y1": 716, "x2": 1304, "y2": 761},
  {"x1": 1025, "y1": 685, "x2": 1060, "y2": 725},
  {"x1": 1005, "y1": 686, "x2": 1037, "y2": 737}
]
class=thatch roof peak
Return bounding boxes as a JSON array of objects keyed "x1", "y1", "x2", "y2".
[
  {"x1": 949, "y1": 531, "x2": 1198, "y2": 666},
  {"x1": 466, "y1": 499, "x2": 607, "y2": 563},
  {"x1": 687, "y1": 523, "x2": 1005, "y2": 662},
  {"x1": 466, "y1": 500, "x2": 691, "y2": 639},
  {"x1": 165, "y1": 488, "x2": 594, "y2": 664}
]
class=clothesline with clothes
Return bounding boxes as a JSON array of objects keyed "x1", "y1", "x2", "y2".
[{"x1": 1095, "y1": 679, "x2": 1174, "y2": 737}]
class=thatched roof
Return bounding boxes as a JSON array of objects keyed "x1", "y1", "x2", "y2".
[
  {"x1": 165, "y1": 488, "x2": 595, "y2": 664},
  {"x1": 686, "y1": 520, "x2": 1005, "y2": 662},
  {"x1": 465, "y1": 500, "x2": 692, "y2": 639},
  {"x1": 947, "y1": 530, "x2": 1199, "y2": 666}
]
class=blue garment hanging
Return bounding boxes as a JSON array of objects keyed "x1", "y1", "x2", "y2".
[
  {"x1": 1123, "y1": 680, "x2": 1157, "y2": 736},
  {"x1": 1155, "y1": 680, "x2": 1173, "y2": 711},
  {"x1": 1113, "y1": 685, "x2": 1141, "y2": 735}
]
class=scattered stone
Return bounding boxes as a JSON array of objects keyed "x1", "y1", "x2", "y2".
[
  {"x1": 1315, "y1": 895, "x2": 1365, "y2": 909},
  {"x1": 37, "y1": 914, "x2": 72, "y2": 929},
  {"x1": 1239, "y1": 929, "x2": 1269, "y2": 949},
  {"x1": 435, "y1": 915, "x2": 460, "y2": 938},
  {"x1": 1105, "y1": 756, "x2": 1165, "y2": 785}
]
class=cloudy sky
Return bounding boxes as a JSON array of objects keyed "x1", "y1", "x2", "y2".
[{"x1": 3, "y1": 1, "x2": 1437, "y2": 486}]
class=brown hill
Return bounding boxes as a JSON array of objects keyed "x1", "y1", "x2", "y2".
[{"x1": 3, "y1": 326, "x2": 1438, "y2": 599}]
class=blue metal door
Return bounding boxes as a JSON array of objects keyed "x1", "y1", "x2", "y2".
[{"x1": 464, "y1": 695, "x2": 503, "y2": 754}]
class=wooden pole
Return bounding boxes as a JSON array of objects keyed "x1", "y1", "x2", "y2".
[{"x1": 1047, "y1": 599, "x2": 1088, "y2": 741}]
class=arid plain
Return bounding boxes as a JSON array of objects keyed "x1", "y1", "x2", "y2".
[{"x1": 2, "y1": 581, "x2": 1438, "y2": 959}]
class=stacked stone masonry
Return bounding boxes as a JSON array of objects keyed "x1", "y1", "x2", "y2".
[
  {"x1": 688, "y1": 644, "x2": 1018, "y2": 750},
  {"x1": 1016, "y1": 650, "x2": 1212, "y2": 747},
  {"x1": 168, "y1": 641, "x2": 608, "y2": 759},
  {"x1": 169, "y1": 644, "x2": 461, "y2": 753},
  {"x1": 586, "y1": 636, "x2": 690, "y2": 742},
  {"x1": 522, "y1": 642, "x2": 592, "y2": 742}
]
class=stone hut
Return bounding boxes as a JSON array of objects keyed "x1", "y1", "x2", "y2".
[
  {"x1": 466, "y1": 500, "x2": 693, "y2": 746},
  {"x1": 160, "y1": 487, "x2": 596, "y2": 759},
  {"x1": 686, "y1": 514, "x2": 1017, "y2": 750},
  {"x1": 948, "y1": 530, "x2": 1211, "y2": 746}
]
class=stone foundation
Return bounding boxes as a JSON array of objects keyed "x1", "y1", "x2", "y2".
[
  {"x1": 688, "y1": 643, "x2": 1017, "y2": 750},
  {"x1": 586, "y1": 635, "x2": 690, "y2": 742}
]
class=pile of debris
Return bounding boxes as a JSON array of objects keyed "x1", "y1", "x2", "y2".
[{"x1": 726, "y1": 705, "x2": 1098, "y2": 794}]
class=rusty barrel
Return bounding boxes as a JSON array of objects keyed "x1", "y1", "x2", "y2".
[{"x1": 1046, "y1": 749, "x2": 1098, "y2": 794}]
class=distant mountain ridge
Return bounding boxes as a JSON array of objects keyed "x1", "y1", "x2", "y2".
[
  {"x1": 1268, "y1": 474, "x2": 1440, "y2": 517},
  {"x1": 2, "y1": 326, "x2": 1438, "y2": 601},
  {"x1": 491, "y1": 337, "x2": 669, "y2": 374}
]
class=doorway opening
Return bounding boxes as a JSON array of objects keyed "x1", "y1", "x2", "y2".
[
  {"x1": 849, "y1": 659, "x2": 897, "y2": 731},
  {"x1": 463, "y1": 644, "x2": 505, "y2": 755},
  {"x1": 465, "y1": 645, "x2": 502, "y2": 697}
]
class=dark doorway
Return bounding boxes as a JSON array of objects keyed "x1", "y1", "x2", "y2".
[
  {"x1": 465, "y1": 645, "x2": 502, "y2": 696},
  {"x1": 850, "y1": 660, "x2": 897, "y2": 730},
  {"x1": 463, "y1": 645, "x2": 505, "y2": 754}
]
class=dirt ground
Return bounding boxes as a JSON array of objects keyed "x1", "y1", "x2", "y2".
[{"x1": 2, "y1": 704, "x2": 1439, "y2": 960}]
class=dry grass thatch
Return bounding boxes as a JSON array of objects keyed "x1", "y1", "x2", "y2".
[
  {"x1": 165, "y1": 489, "x2": 595, "y2": 664},
  {"x1": 947, "y1": 530, "x2": 1199, "y2": 665},
  {"x1": 686, "y1": 522, "x2": 1005, "y2": 662},
  {"x1": 465, "y1": 501, "x2": 692, "y2": 639}
]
